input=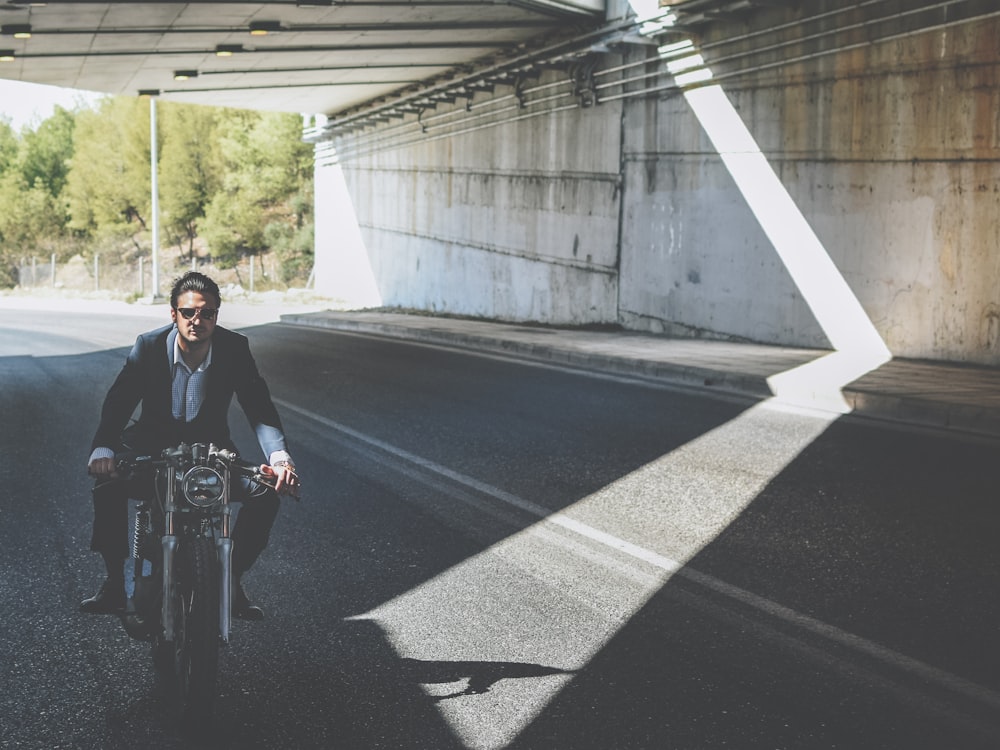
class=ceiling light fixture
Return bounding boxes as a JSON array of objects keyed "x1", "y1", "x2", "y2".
[
  {"x1": 215, "y1": 44, "x2": 243, "y2": 57},
  {"x1": 2, "y1": 24, "x2": 32, "y2": 39},
  {"x1": 0, "y1": 50, "x2": 14, "y2": 62},
  {"x1": 173, "y1": 69, "x2": 198, "y2": 81},
  {"x1": 138, "y1": 89, "x2": 160, "y2": 98},
  {"x1": 249, "y1": 20, "x2": 283, "y2": 36}
]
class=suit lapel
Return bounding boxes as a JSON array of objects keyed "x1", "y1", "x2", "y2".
[{"x1": 154, "y1": 327, "x2": 177, "y2": 417}]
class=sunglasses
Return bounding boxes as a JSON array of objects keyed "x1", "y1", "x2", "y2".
[{"x1": 176, "y1": 307, "x2": 218, "y2": 321}]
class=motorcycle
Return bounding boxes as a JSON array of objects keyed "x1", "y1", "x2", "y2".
[{"x1": 114, "y1": 442, "x2": 280, "y2": 723}]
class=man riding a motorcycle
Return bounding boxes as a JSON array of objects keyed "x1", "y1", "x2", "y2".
[{"x1": 83, "y1": 271, "x2": 299, "y2": 620}]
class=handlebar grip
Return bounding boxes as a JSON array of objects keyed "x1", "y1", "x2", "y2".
[{"x1": 115, "y1": 452, "x2": 153, "y2": 468}]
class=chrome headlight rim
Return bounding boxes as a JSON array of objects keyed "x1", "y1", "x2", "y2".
[{"x1": 181, "y1": 466, "x2": 226, "y2": 508}]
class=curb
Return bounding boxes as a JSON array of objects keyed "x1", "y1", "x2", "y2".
[{"x1": 280, "y1": 313, "x2": 777, "y2": 399}]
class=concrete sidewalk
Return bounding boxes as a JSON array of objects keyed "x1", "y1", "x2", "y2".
[{"x1": 280, "y1": 310, "x2": 1000, "y2": 440}]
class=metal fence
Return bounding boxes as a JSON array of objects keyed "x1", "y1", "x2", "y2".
[{"x1": 15, "y1": 252, "x2": 294, "y2": 297}]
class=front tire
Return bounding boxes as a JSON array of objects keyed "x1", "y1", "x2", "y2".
[{"x1": 155, "y1": 536, "x2": 220, "y2": 724}]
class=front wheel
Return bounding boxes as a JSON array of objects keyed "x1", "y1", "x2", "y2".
[{"x1": 154, "y1": 536, "x2": 220, "y2": 724}]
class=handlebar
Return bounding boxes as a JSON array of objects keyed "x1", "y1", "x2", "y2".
[{"x1": 114, "y1": 444, "x2": 285, "y2": 493}]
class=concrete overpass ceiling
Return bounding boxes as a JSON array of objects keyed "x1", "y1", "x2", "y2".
[
  {"x1": 0, "y1": 0, "x2": 606, "y2": 116},
  {"x1": 2, "y1": 1, "x2": 990, "y2": 121}
]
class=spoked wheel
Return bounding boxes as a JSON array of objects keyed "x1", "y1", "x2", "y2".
[{"x1": 153, "y1": 536, "x2": 220, "y2": 725}]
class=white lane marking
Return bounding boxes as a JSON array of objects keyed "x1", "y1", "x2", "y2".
[{"x1": 275, "y1": 397, "x2": 1000, "y2": 713}]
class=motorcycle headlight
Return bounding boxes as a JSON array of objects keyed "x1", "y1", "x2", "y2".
[{"x1": 181, "y1": 466, "x2": 226, "y2": 508}]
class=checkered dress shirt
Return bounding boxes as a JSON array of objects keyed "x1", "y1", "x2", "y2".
[{"x1": 172, "y1": 338, "x2": 212, "y2": 421}]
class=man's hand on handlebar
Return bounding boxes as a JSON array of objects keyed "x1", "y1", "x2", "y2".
[
  {"x1": 260, "y1": 463, "x2": 300, "y2": 498},
  {"x1": 87, "y1": 456, "x2": 118, "y2": 478}
]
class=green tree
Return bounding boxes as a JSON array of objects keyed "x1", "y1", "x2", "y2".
[
  {"x1": 265, "y1": 179, "x2": 314, "y2": 284},
  {"x1": 201, "y1": 110, "x2": 313, "y2": 277},
  {"x1": 0, "y1": 118, "x2": 18, "y2": 176},
  {"x1": 0, "y1": 167, "x2": 69, "y2": 287},
  {"x1": 0, "y1": 112, "x2": 77, "y2": 286},
  {"x1": 158, "y1": 102, "x2": 224, "y2": 261},
  {"x1": 0, "y1": 171, "x2": 65, "y2": 248},
  {"x1": 65, "y1": 96, "x2": 152, "y2": 243},
  {"x1": 0, "y1": 118, "x2": 19, "y2": 285},
  {"x1": 20, "y1": 105, "x2": 76, "y2": 197}
]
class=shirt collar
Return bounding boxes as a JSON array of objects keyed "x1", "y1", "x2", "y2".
[{"x1": 172, "y1": 334, "x2": 213, "y2": 373}]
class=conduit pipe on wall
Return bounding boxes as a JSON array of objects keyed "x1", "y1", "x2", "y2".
[
  {"x1": 319, "y1": 102, "x2": 583, "y2": 165},
  {"x1": 325, "y1": 75, "x2": 590, "y2": 161},
  {"x1": 586, "y1": 0, "x2": 963, "y2": 85},
  {"x1": 597, "y1": 0, "x2": 1000, "y2": 103},
  {"x1": 598, "y1": 5, "x2": 1000, "y2": 104},
  {"x1": 594, "y1": 0, "x2": 1000, "y2": 91}
]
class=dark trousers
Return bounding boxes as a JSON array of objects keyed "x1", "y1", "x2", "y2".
[{"x1": 90, "y1": 475, "x2": 280, "y2": 576}]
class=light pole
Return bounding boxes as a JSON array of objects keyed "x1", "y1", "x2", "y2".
[{"x1": 150, "y1": 95, "x2": 162, "y2": 300}]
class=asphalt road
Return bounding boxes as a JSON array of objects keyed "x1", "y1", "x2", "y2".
[{"x1": 1, "y1": 306, "x2": 999, "y2": 749}]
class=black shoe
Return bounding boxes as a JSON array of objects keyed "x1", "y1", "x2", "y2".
[
  {"x1": 80, "y1": 577, "x2": 125, "y2": 614},
  {"x1": 233, "y1": 582, "x2": 264, "y2": 621}
]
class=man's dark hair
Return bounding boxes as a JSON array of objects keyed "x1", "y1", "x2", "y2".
[{"x1": 170, "y1": 271, "x2": 222, "y2": 309}]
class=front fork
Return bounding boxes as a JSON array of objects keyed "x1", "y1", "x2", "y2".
[
  {"x1": 160, "y1": 533, "x2": 231, "y2": 643},
  {"x1": 159, "y1": 466, "x2": 234, "y2": 644},
  {"x1": 218, "y1": 478, "x2": 234, "y2": 645},
  {"x1": 218, "y1": 536, "x2": 233, "y2": 645},
  {"x1": 160, "y1": 533, "x2": 178, "y2": 641}
]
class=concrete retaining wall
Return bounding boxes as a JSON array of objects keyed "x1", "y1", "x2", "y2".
[
  {"x1": 322, "y1": 98, "x2": 623, "y2": 325},
  {"x1": 314, "y1": 5, "x2": 1000, "y2": 365}
]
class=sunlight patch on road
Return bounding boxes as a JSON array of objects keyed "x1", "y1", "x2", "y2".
[{"x1": 351, "y1": 400, "x2": 836, "y2": 749}]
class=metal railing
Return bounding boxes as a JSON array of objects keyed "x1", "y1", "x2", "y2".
[{"x1": 15, "y1": 253, "x2": 294, "y2": 297}]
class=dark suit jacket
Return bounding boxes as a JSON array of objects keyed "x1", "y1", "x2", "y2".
[{"x1": 91, "y1": 324, "x2": 288, "y2": 460}]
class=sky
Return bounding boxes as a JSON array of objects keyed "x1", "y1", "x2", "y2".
[{"x1": 0, "y1": 78, "x2": 104, "y2": 131}]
